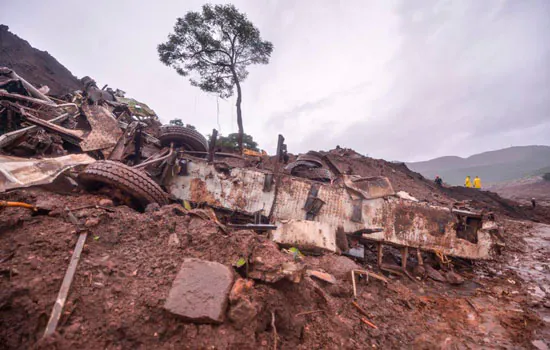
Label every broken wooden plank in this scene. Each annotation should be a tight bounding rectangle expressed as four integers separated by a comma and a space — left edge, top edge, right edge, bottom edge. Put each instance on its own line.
22, 112, 84, 142
43, 231, 87, 337
360, 317, 378, 329
353, 269, 389, 284
307, 270, 337, 284
44, 210, 87, 337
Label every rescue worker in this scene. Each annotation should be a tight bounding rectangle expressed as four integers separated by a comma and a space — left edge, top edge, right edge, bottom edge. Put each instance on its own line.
465, 176, 472, 188
473, 176, 482, 189
434, 175, 443, 186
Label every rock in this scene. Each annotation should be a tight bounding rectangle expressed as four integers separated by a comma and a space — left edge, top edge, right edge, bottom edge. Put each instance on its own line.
445, 271, 465, 285
532, 340, 549, 350
281, 262, 305, 283
318, 255, 360, 279
168, 233, 180, 246
35, 198, 57, 212
413, 265, 426, 278
248, 241, 305, 283
228, 299, 258, 330
164, 258, 234, 324
98, 198, 114, 207
229, 278, 254, 303
327, 284, 352, 297
424, 264, 446, 282
145, 203, 160, 212
84, 217, 100, 228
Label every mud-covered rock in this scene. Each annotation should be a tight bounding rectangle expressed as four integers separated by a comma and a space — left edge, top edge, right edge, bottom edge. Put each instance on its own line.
445, 271, 465, 285
145, 203, 160, 212
246, 240, 305, 283
85, 217, 100, 228
98, 198, 114, 207
413, 265, 426, 278
168, 233, 180, 246
229, 278, 254, 303
228, 298, 258, 330
164, 258, 234, 323
424, 264, 446, 282
318, 255, 360, 279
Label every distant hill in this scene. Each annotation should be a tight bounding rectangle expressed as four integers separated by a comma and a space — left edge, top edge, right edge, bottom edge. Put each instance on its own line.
407, 145, 550, 185
486, 175, 550, 205
0, 24, 81, 95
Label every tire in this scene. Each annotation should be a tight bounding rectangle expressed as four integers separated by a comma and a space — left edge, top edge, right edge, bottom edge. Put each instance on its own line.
284, 160, 319, 172
79, 160, 169, 208
296, 154, 324, 167
158, 125, 208, 152
292, 167, 333, 181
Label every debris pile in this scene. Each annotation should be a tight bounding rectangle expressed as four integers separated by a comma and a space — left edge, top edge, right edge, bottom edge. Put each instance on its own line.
1, 68, 549, 349
1, 189, 548, 349
0, 67, 209, 208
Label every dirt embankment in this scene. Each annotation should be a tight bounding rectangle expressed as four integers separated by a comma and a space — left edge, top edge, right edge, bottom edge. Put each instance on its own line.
0, 25, 81, 96
487, 176, 550, 204
1, 188, 548, 349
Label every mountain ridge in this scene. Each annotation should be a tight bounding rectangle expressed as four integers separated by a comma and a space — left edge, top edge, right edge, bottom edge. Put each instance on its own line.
407, 145, 550, 185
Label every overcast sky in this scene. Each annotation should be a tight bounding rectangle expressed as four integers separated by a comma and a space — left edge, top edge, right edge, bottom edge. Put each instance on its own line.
1, 0, 549, 161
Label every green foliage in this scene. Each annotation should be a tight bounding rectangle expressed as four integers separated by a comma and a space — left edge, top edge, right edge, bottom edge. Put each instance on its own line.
158, 4, 273, 98
169, 119, 196, 130
213, 133, 259, 151
543, 173, 550, 181
169, 118, 183, 126
235, 257, 246, 268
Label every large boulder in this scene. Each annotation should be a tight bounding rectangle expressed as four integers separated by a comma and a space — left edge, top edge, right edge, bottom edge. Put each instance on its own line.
164, 258, 234, 323
318, 255, 360, 280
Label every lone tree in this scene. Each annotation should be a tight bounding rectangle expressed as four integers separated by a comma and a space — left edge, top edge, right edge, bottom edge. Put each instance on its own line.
215, 133, 259, 152
158, 4, 273, 151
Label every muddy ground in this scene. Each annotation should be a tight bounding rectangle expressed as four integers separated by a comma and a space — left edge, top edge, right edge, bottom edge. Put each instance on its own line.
1, 187, 549, 349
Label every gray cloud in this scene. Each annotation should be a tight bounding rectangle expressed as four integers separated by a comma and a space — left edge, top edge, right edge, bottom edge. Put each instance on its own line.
294, 0, 550, 161
1, 0, 548, 161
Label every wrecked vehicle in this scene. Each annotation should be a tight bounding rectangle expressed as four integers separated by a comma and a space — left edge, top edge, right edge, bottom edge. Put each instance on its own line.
164, 150, 502, 262
1, 67, 501, 266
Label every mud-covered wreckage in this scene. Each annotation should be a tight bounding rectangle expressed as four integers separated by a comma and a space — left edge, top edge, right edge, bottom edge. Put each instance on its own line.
166, 152, 500, 262
0, 67, 500, 267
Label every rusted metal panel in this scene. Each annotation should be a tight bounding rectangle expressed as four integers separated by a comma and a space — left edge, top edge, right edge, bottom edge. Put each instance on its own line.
0, 154, 96, 192
272, 176, 361, 230
166, 161, 275, 214
80, 104, 122, 157
360, 200, 495, 260
272, 220, 337, 253
343, 175, 395, 199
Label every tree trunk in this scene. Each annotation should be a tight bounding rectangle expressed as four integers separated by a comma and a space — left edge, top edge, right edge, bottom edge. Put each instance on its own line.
232, 69, 244, 153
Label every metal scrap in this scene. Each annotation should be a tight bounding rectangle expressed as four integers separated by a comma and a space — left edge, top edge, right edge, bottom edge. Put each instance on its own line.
0, 154, 95, 192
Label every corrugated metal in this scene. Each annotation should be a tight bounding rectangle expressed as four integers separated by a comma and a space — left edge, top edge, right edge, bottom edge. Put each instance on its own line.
0, 154, 96, 192
167, 161, 275, 214
272, 176, 364, 231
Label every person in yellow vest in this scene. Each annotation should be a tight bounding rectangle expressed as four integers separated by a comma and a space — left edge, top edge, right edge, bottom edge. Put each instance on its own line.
464, 176, 472, 188
473, 176, 481, 189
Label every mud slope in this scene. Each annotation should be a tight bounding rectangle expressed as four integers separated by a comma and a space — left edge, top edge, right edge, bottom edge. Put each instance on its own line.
1, 188, 548, 349
0, 25, 81, 95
